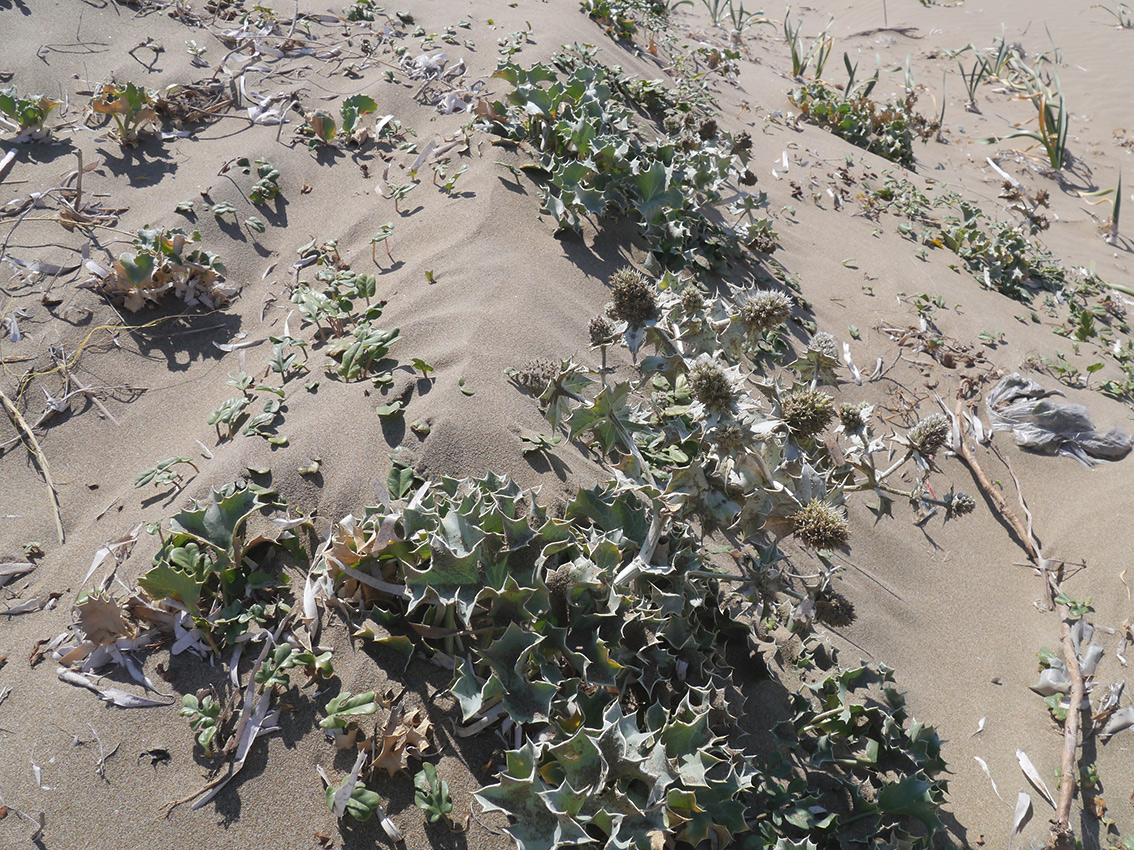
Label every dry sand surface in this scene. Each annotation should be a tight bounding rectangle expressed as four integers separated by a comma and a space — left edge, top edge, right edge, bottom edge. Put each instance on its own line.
1, 0, 1133, 848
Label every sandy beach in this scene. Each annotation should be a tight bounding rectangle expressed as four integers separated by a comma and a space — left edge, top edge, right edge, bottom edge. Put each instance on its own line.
2, 0, 1133, 848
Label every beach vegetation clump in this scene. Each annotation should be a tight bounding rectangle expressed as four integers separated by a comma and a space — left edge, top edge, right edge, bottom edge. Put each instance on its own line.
0, 89, 62, 141
790, 80, 937, 167
482, 48, 761, 271
95, 227, 232, 313
90, 82, 158, 144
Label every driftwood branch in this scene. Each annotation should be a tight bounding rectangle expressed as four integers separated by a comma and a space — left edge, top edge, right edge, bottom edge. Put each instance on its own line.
951, 400, 1083, 846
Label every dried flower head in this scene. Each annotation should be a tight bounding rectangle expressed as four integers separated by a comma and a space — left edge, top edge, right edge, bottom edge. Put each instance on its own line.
792, 499, 850, 550
908, 413, 950, 456
689, 356, 738, 413
736, 289, 792, 333
948, 492, 976, 518
748, 229, 777, 254
739, 168, 758, 186
838, 402, 870, 432
731, 131, 753, 157
680, 285, 706, 313
781, 389, 834, 440
588, 315, 616, 347
808, 331, 838, 360
511, 358, 559, 396
663, 114, 684, 136
814, 588, 856, 627
698, 117, 718, 140
608, 267, 657, 326
709, 418, 748, 455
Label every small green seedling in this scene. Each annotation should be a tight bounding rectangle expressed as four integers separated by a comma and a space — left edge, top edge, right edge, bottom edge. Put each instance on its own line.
135, 456, 200, 489
237, 158, 282, 204
389, 181, 416, 212
319, 690, 378, 733
90, 82, 157, 144
413, 763, 454, 825
326, 776, 382, 821
371, 223, 395, 264
341, 94, 377, 137
0, 89, 62, 141
180, 692, 221, 753
519, 432, 562, 455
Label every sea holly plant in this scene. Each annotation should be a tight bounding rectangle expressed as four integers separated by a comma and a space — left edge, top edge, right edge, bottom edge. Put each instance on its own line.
90, 82, 158, 145
481, 48, 762, 271
306, 459, 949, 848
0, 88, 62, 142
135, 481, 296, 654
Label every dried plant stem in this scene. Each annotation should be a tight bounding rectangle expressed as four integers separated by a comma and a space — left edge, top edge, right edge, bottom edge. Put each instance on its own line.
0, 386, 64, 543
1051, 595, 1085, 848
953, 401, 1082, 843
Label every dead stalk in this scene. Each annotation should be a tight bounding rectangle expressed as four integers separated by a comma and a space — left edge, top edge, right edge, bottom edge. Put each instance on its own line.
952, 400, 1083, 844
0, 386, 64, 543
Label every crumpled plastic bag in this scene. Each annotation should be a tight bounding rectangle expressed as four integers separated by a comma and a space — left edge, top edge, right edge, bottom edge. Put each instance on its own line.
986, 373, 1132, 466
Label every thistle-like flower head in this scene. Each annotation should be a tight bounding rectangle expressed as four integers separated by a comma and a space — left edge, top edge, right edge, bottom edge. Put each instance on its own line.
588, 315, 616, 348
607, 266, 657, 326
792, 499, 850, 550
907, 413, 950, 457
808, 331, 838, 360
688, 354, 741, 415
781, 388, 834, 440
736, 289, 792, 333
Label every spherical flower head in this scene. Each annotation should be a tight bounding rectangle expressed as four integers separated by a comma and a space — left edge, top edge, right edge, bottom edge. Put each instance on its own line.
698, 117, 718, 140
908, 413, 950, 456
680, 285, 706, 314
512, 358, 559, 396
948, 492, 976, 518
808, 331, 838, 360
838, 402, 870, 433
608, 267, 657, 326
731, 131, 753, 157
781, 388, 834, 440
588, 315, 616, 347
663, 114, 684, 136
688, 355, 738, 413
792, 499, 850, 550
737, 289, 792, 333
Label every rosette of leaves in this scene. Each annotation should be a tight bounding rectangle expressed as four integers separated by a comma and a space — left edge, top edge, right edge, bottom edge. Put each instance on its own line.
136, 481, 295, 652
181, 692, 222, 753
90, 82, 157, 145
0, 88, 62, 141
98, 227, 232, 313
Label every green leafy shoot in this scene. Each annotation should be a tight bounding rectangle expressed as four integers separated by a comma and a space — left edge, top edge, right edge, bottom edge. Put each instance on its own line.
180, 693, 221, 754
135, 456, 199, 489
237, 157, 282, 204
413, 763, 454, 825
0, 89, 62, 140
90, 82, 157, 144
341, 94, 378, 136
